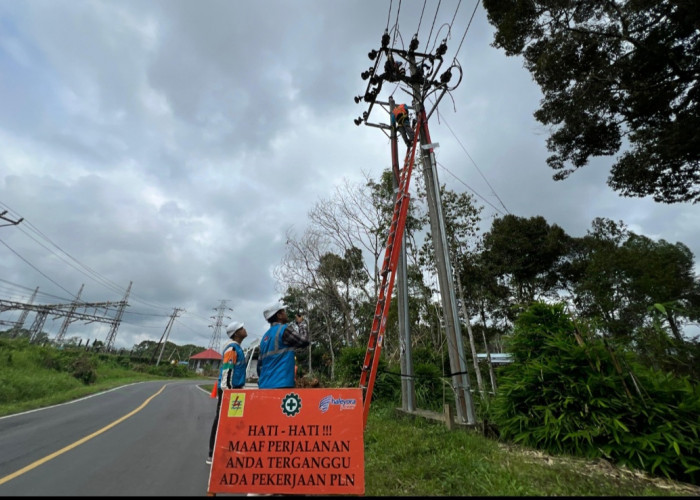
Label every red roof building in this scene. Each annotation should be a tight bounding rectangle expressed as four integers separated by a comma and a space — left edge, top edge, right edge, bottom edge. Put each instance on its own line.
189, 348, 222, 373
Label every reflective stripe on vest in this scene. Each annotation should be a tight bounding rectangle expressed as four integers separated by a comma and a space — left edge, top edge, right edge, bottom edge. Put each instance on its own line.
258, 324, 296, 388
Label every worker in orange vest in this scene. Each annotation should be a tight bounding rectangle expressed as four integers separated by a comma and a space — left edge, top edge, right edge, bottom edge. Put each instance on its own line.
391, 103, 415, 148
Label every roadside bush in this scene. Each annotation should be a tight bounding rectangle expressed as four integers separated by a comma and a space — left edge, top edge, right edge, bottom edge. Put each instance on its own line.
335, 347, 366, 387
490, 301, 700, 485
372, 362, 401, 403
413, 362, 447, 411
144, 362, 193, 378
335, 346, 399, 403
71, 355, 98, 385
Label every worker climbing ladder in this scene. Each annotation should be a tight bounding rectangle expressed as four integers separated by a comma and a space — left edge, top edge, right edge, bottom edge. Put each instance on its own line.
360, 111, 423, 428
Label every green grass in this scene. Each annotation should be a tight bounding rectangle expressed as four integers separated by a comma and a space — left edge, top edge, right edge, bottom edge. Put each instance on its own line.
362, 403, 700, 496
0, 371, 166, 417
0, 337, 209, 417
2, 339, 699, 496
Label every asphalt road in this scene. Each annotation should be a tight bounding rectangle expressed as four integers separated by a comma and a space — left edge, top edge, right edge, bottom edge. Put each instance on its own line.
0, 379, 220, 496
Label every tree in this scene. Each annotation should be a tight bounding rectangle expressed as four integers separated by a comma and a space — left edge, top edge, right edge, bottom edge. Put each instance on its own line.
483, 0, 700, 203
621, 233, 700, 342
481, 214, 571, 309
307, 171, 394, 302
566, 217, 700, 343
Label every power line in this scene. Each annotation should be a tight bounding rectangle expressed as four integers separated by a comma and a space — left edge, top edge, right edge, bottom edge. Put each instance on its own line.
452, 0, 481, 62
0, 237, 78, 298
0, 201, 174, 312
435, 161, 507, 216
385, 0, 393, 31
423, 0, 442, 53
448, 0, 462, 36
437, 113, 510, 215
416, 0, 428, 33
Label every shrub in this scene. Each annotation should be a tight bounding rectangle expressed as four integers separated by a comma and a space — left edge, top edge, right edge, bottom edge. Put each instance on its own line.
490, 301, 700, 485
413, 362, 448, 411
371, 362, 401, 404
335, 347, 366, 387
71, 355, 98, 385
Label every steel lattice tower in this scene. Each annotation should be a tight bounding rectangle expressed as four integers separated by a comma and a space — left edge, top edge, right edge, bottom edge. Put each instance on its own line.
208, 300, 231, 351
104, 281, 132, 351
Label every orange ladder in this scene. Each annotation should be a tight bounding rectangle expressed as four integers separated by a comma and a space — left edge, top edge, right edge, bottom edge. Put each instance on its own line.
360, 111, 423, 428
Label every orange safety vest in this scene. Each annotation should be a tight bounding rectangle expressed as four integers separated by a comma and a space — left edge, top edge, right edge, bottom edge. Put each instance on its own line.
392, 104, 408, 125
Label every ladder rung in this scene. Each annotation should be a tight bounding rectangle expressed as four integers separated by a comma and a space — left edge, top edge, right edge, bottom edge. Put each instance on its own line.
360, 115, 418, 425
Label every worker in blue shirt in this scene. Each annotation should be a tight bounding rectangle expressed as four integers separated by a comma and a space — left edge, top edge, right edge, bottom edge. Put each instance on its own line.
257, 302, 309, 389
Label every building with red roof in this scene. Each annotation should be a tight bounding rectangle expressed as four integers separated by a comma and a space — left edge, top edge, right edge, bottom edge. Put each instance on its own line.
189, 348, 222, 374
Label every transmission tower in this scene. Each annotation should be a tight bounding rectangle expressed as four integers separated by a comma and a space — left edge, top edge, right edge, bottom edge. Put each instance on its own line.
55, 284, 85, 344
208, 300, 232, 351
104, 281, 132, 351
10, 286, 38, 336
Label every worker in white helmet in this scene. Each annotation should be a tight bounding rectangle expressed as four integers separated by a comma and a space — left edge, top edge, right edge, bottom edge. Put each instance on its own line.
207, 321, 247, 465
257, 302, 309, 389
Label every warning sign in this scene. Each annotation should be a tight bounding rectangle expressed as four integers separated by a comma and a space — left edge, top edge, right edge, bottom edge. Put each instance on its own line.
206, 388, 364, 496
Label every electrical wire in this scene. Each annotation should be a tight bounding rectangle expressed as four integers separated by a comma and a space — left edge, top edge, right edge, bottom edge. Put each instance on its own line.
385, 0, 394, 31
0, 237, 78, 298
391, 0, 402, 48
448, 0, 462, 38
416, 0, 427, 33
0, 202, 175, 312
423, 0, 442, 53
452, 0, 481, 63
438, 114, 511, 215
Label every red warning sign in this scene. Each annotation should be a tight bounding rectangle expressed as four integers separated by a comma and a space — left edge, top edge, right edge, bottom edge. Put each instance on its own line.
206, 388, 364, 496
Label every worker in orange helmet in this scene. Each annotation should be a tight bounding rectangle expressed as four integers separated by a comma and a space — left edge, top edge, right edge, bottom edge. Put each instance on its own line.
391, 103, 415, 148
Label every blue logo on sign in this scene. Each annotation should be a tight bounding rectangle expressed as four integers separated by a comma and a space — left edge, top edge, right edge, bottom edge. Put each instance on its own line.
319, 394, 357, 413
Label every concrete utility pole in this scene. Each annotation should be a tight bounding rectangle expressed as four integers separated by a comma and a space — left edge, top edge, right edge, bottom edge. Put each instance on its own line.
156, 307, 183, 366
208, 300, 232, 351
354, 31, 475, 424
408, 51, 476, 424
389, 96, 416, 412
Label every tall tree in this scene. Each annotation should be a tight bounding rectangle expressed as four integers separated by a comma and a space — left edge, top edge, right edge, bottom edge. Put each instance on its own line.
481, 214, 571, 310
483, 0, 700, 203
567, 217, 700, 343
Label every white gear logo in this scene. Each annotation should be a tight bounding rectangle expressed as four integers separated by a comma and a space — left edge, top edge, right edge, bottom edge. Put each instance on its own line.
281, 393, 302, 417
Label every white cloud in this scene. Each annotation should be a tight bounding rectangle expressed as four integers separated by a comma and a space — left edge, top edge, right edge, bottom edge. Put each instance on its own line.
1, 0, 698, 351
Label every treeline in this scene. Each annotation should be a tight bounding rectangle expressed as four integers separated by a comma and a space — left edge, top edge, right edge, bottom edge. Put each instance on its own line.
272, 169, 700, 485
275, 169, 700, 386
0, 329, 207, 368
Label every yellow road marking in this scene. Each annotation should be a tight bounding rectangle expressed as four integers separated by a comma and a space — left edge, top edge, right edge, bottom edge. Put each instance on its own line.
0, 384, 167, 486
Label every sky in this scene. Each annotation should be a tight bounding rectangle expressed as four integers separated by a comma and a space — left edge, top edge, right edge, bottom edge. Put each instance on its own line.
1, 0, 698, 354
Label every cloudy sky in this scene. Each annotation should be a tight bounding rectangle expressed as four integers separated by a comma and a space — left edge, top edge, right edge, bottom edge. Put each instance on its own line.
1, 0, 698, 353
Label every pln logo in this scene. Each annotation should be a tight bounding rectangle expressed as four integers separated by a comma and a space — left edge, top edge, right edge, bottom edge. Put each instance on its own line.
227, 393, 246, 417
